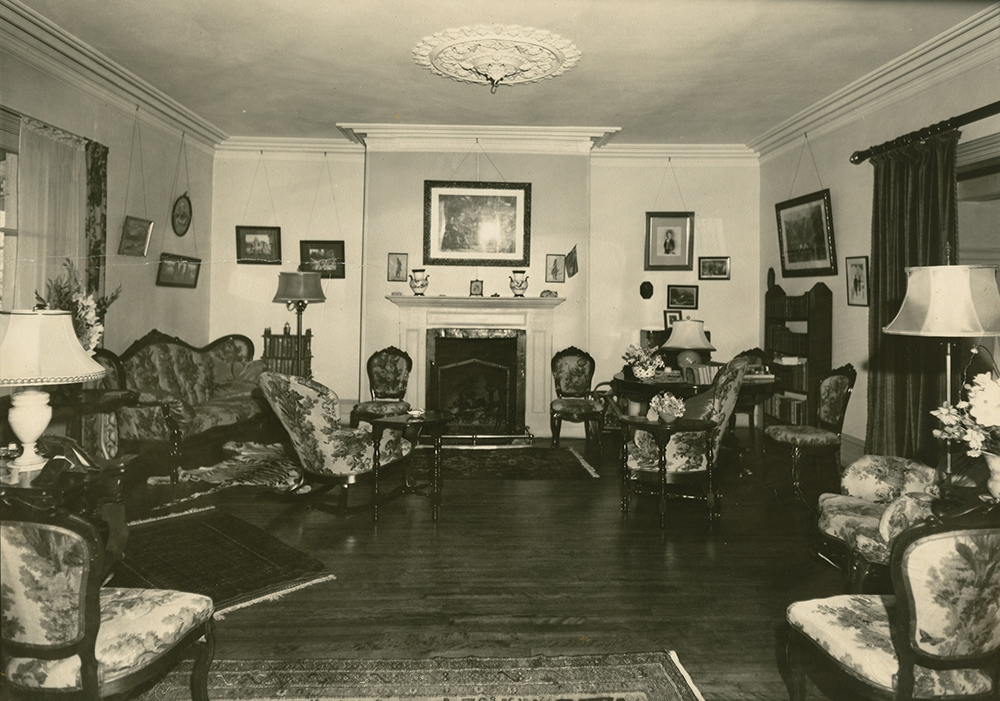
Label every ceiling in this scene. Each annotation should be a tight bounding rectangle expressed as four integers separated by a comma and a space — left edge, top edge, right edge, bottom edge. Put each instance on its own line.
16, 0, 995, 145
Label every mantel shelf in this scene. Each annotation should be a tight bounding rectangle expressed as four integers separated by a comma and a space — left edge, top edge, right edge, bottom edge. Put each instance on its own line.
385, 295, 565, 309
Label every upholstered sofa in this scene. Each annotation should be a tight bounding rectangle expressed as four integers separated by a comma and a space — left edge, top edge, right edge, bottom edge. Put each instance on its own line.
94, 330, 269, 453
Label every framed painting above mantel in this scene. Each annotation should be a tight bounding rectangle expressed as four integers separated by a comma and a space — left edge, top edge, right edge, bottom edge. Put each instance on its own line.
423, 180, 531, 266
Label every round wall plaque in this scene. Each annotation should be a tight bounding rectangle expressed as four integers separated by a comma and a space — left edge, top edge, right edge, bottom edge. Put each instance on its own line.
171, 193, 192, 236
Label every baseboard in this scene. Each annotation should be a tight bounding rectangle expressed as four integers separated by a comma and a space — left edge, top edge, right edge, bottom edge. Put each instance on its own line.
841, 433, 865, 468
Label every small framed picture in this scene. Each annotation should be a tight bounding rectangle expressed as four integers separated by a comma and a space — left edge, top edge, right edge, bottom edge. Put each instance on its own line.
698, 256, 731, 280
667, 284, 699, 310
775, 189, 837, 277
299, 240, 345, 279
387, 252, 408, 282
155, 253, 201, 289
470, 279, 484, 297
845, 255, 870, 307
545, 254, 566, 283
664, 310, 681, 328
236, 226, 281, 265
645, 212, 694, 271
119, 216, 154, 257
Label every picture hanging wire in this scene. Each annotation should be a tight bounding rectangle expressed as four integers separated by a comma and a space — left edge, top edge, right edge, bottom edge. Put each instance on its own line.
123, 105, 149, 221
305, 152, 344, 240
449, 138, 507, 182
787, 132, 823, 199
241, 149, 279, 225
164, 131, 198, 256
651, 157, 687, 210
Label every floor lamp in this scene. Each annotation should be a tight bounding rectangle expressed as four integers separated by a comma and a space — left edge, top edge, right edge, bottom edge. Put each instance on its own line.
0, 310, 106, 484
883, 265, 1000, 482
273, 272, 325, 378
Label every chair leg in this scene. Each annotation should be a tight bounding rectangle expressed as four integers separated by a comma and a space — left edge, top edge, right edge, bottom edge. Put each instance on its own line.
551, 415, 562, 449
190, 617, 216, 701
784, 628, 808, 701
791, 447, 807, 504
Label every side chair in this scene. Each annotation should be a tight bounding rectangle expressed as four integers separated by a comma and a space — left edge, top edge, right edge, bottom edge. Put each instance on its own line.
0, 494, 216, 701
765, 363, 857, 504
785, 507, 1000, 700
350, 345, 413, 428
550, 346, 606, 454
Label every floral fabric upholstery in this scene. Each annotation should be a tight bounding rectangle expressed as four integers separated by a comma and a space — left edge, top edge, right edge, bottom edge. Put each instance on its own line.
2, 521, 213, 691
816, 493, 885, 545
552, 349, 595, 398
852, 493, 936, 566
788, 594, 993, 697
353, 399, 411, 418
258, 372, 411, 477
764, 424, 840, 447
113, 336, 265, 443
551, 397, 604, 415
627, 357, 748, 474
367, 347, 411, 399
817, 373, 853, 426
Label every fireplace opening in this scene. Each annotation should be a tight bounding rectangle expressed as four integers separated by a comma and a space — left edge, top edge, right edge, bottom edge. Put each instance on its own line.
426, 329, 526, 436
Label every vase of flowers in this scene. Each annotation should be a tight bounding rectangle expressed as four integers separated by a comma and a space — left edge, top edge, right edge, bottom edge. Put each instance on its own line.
35, 258, 122, 353
622, 344, 664, 381
648, 391, 686, 423
931, 372, 1000, 501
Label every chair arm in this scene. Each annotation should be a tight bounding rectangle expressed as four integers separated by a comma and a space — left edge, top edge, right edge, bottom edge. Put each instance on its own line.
840, 454, 929, 503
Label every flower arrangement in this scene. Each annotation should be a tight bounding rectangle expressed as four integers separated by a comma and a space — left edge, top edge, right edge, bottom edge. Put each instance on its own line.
649, 391, 686, 422
931, 373, 1000, 457
35, 258, 122, 352
622, 344, 665, 378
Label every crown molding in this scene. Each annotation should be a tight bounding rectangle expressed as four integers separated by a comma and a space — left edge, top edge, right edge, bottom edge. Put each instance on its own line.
750, 5, 999, 161
216, 137, 364, 161
337, 123, 621, 154
0, 0, 226, 149
592, 143, 758, 166
958, 133, 1000, 167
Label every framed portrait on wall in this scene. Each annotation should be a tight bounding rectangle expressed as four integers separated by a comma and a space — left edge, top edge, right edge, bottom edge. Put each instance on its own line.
845, 255, 870, 306
423, 180, 531, 266
775, 189, 837, 277
545, 254, 566, 283
645, 212, 694, 271
387, 252, 408, 282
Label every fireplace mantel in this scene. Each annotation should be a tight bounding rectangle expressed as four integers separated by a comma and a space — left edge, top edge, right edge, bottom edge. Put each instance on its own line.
386, 295, 564, 310
386, 295, 564, 437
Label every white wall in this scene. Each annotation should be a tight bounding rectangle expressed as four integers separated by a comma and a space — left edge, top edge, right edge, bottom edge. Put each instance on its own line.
590, 154, 761, 382
0, 49, 215, 351
210, 148, 365, 397
758, 59, 1000, 451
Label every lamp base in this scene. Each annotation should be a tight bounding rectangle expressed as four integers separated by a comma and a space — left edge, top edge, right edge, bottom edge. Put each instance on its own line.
7, 387, 53, 471
676, 350, 703, 368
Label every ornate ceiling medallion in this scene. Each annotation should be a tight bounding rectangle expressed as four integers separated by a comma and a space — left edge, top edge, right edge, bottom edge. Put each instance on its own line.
413, 25, 581, 94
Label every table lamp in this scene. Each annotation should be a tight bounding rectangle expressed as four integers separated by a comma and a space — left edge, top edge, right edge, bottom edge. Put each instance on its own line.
662, 318, 716, 367
273, 272, 325, 376
0, 310, 106, 481
883, 265, 1000, 479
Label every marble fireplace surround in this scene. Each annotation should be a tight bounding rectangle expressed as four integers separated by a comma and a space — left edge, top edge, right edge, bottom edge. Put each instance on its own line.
385, 296, 565, 437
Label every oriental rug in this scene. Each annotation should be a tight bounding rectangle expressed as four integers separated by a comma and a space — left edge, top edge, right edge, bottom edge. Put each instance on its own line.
108, 508, 335, 616
137, 652, 704, 701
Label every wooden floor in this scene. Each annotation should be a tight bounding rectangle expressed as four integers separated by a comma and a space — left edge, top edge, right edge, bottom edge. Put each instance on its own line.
121, 428, 858, 701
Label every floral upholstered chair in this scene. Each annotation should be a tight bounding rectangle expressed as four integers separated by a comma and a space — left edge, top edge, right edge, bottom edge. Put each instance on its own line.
624, 356, 749, 520
0, 496, 215, 700
765, 363, 857, 503
786, 512, 1000, 700
259, 372, 412, 513
550, 346, 606, 454
350, 346, 413, 428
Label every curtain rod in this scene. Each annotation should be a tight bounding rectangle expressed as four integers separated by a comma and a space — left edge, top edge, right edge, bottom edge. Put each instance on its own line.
850, 100, 1000, 165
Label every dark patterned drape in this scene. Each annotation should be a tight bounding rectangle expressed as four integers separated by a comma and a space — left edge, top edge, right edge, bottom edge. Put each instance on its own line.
84, 140, 108, 297
865, 130, 959, 463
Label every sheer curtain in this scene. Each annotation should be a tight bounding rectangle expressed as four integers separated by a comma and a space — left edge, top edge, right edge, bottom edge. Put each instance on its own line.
14, 117, 87, 309
865, 130, 960, 463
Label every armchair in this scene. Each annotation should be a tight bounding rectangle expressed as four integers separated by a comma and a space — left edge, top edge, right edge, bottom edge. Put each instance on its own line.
0, 494, 215, 700
786, 509, 1000, 700
258, 372, 412, 514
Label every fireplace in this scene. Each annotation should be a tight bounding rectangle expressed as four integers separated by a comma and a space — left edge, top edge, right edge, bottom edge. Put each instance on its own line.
426, 329, 526, 435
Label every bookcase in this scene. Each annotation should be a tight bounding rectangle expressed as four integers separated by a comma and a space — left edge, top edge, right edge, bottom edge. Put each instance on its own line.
763, 272, 832, 427
262, 326, 313, 378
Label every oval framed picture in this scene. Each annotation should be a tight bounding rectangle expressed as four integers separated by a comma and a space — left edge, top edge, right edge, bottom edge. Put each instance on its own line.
171, 193, 192, 237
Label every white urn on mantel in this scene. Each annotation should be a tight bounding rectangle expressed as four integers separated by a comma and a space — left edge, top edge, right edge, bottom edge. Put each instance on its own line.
409, 269, 429, 296
509, 270, 529, 297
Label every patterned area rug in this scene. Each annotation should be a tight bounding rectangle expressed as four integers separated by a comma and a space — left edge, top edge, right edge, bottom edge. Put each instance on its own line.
108, 508, 335, 616
138, 652, 703, 701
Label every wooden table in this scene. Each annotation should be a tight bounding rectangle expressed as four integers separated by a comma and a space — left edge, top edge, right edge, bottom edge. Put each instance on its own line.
619, 415, 717, 528
370, 411, 454, 522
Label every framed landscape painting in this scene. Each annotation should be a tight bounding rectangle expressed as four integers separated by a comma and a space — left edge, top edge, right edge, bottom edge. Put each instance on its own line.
236, 226, 281, 265
119, 216, 154, 257
423, 180, 531, 266
155, 253, 201, 289
666, 284, 699, 310
645, 212, 694, 271
775, 189, 837, 277
299, 240, 345, 279
699, 256, 731, 280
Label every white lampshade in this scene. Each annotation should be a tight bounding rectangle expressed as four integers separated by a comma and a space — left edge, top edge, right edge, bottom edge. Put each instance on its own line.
273, 272, 326, 304
662, 319, 716, 351
0, 310, 106, 386
884, 265, 1000, 338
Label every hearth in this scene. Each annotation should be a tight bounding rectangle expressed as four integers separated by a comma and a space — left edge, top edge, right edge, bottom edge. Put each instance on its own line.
426, 329, 526, 435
